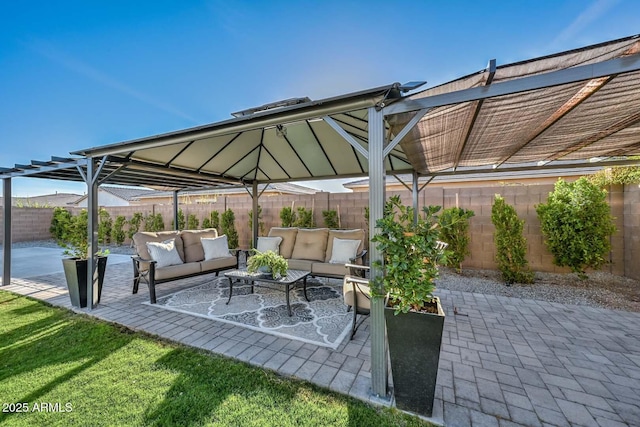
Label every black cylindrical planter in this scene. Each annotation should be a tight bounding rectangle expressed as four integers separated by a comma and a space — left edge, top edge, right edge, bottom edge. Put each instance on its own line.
62, 256, 107, 308
385, 299, 444, 417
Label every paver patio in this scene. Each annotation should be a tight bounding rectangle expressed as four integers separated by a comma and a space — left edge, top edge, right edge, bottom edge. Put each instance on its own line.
3, 253, 640, 426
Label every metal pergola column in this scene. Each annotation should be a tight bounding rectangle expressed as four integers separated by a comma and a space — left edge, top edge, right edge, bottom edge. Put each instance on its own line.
2, 178, 11, 286
86, 158, 100, 309
173, 190, 180, 230
368, 106, 388, 398
251, 181, 259, 249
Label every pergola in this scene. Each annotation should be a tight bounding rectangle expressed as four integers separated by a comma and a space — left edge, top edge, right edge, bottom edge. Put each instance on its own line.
2, 34, 639, 400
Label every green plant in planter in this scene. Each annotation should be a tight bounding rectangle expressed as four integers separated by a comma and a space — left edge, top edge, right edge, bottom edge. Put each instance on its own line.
370, 195, 443, 314
247, 250, 288, 279
59, 210, 110, 259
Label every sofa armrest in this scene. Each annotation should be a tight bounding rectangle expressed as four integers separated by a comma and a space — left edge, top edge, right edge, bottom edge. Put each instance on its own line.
345, 263, 369, 278
349, 249, 368, 265
132, 255, 157, 266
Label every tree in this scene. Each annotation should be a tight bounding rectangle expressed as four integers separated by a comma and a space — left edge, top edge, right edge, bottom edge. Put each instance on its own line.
491, 195, 534, 284
112, 215, 127, 246
221, 209, 239, 249
293, 207, 313, 228
127, 212, 143, 243
98, 208, 113, 245
438, 207, 475, 272
536, 177, 616, 278
280, 206, 295, 227
50, 207, 72, 242
187, 213, 199, 230
248, 205, 265, 238
322, 209, 339, 229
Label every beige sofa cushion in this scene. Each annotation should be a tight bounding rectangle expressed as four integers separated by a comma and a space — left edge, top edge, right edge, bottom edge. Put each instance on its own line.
154, 262, 201, 281
291, 228, 329, 262
134, 231, 183, 262
181, 229, 219, 263
268, 227, 298, 259
287, 259, 314, 271
311, 262, 349, 277
324, 229, 365, 262
200, 256, 237, 272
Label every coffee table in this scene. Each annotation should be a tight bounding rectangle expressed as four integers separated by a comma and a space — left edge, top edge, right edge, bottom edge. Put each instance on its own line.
224, 269, 311, 316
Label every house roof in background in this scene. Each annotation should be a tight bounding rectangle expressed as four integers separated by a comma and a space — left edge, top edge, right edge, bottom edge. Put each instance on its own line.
1, 193, 82, 207
71, 185, 156, 204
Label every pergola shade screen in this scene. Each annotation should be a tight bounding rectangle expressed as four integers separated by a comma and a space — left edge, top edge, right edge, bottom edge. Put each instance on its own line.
393, 35, 640, 174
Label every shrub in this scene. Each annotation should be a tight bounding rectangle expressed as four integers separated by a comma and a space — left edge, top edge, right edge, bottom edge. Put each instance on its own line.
587, 165, 640, 187
98, 208, 112, 245
280, 206, 295, 227
438, 207, 475, 272
536, 177, 616, 278
187, 213, 199, 230
221, 209, 239, 249
293, 207, 313, 228
112, 215, 127, 246
211, 211, 220, 231
127, 212, 143, 242
144, 213, 164, 232
171, 209, 186, 230
491, 195, 534, 284
50, 207, 72, 242
248, 205, 265, 238
322, 209, 339, 229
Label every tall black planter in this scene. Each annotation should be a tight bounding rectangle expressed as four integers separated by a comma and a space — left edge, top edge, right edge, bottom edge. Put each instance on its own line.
62, 257, 107, 308
385, 298, 445, 417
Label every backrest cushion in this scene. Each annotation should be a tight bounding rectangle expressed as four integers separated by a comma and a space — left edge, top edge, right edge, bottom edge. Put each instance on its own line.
146, 239, 184, 268
268, 228, 298, 259
291, 228, 329, 262
256, 236, 283, 254
329, 238, 362, 264
134, 231, 183, 262
324, 229, 365, 262
201, 235, 231, 260
180, 228, 219, 263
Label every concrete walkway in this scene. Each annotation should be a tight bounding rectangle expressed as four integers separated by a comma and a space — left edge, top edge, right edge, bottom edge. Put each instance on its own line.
2, 247, 639, 426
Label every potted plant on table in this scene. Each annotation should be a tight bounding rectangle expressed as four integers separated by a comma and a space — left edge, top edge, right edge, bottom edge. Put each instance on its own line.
54, 209, 109, 308
247, 250, 288, 279
371, 195, 446, 417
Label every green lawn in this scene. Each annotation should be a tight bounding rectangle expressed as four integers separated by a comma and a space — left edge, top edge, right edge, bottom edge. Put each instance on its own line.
0, 291, 433, 426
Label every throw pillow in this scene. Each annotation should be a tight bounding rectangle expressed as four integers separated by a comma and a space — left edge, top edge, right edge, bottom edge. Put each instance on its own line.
329, 238, 361, 264
256, 236, 283, 254
146, 239, 184, 268
201, 235, 231, 260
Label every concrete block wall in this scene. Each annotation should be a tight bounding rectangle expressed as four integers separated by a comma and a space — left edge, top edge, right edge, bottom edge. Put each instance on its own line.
0, 183, 634, 279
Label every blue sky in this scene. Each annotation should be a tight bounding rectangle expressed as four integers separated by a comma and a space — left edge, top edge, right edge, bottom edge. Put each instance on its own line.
1, 0, 638, 196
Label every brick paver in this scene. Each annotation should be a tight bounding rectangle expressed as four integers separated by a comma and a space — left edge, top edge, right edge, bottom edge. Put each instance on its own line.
4, 261, 640, 426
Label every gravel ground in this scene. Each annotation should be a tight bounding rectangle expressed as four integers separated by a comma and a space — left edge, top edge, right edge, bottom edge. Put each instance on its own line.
8, 240, 640, 313
437, 267, 640, 313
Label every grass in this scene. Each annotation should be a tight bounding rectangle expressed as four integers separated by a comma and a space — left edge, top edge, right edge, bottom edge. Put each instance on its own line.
0, 291, 433, 426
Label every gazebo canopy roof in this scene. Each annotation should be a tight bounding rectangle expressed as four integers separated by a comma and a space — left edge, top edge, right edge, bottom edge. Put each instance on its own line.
1, 34, 639, 190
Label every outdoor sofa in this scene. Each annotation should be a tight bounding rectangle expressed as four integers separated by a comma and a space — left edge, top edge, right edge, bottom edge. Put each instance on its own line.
132, 229, 238, 303
262, 227, 367, 279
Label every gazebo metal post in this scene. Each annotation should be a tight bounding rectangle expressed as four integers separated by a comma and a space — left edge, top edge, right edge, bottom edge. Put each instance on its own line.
86, 158, 100, 309
412, 170, 419, 225
251, 180, 259, 249
2, 178, 11, 286
173, 190, 179, 230
368, 106, 388, 398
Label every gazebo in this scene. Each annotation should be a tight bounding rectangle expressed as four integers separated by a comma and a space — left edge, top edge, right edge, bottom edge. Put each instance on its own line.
2, 34, 639, 400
